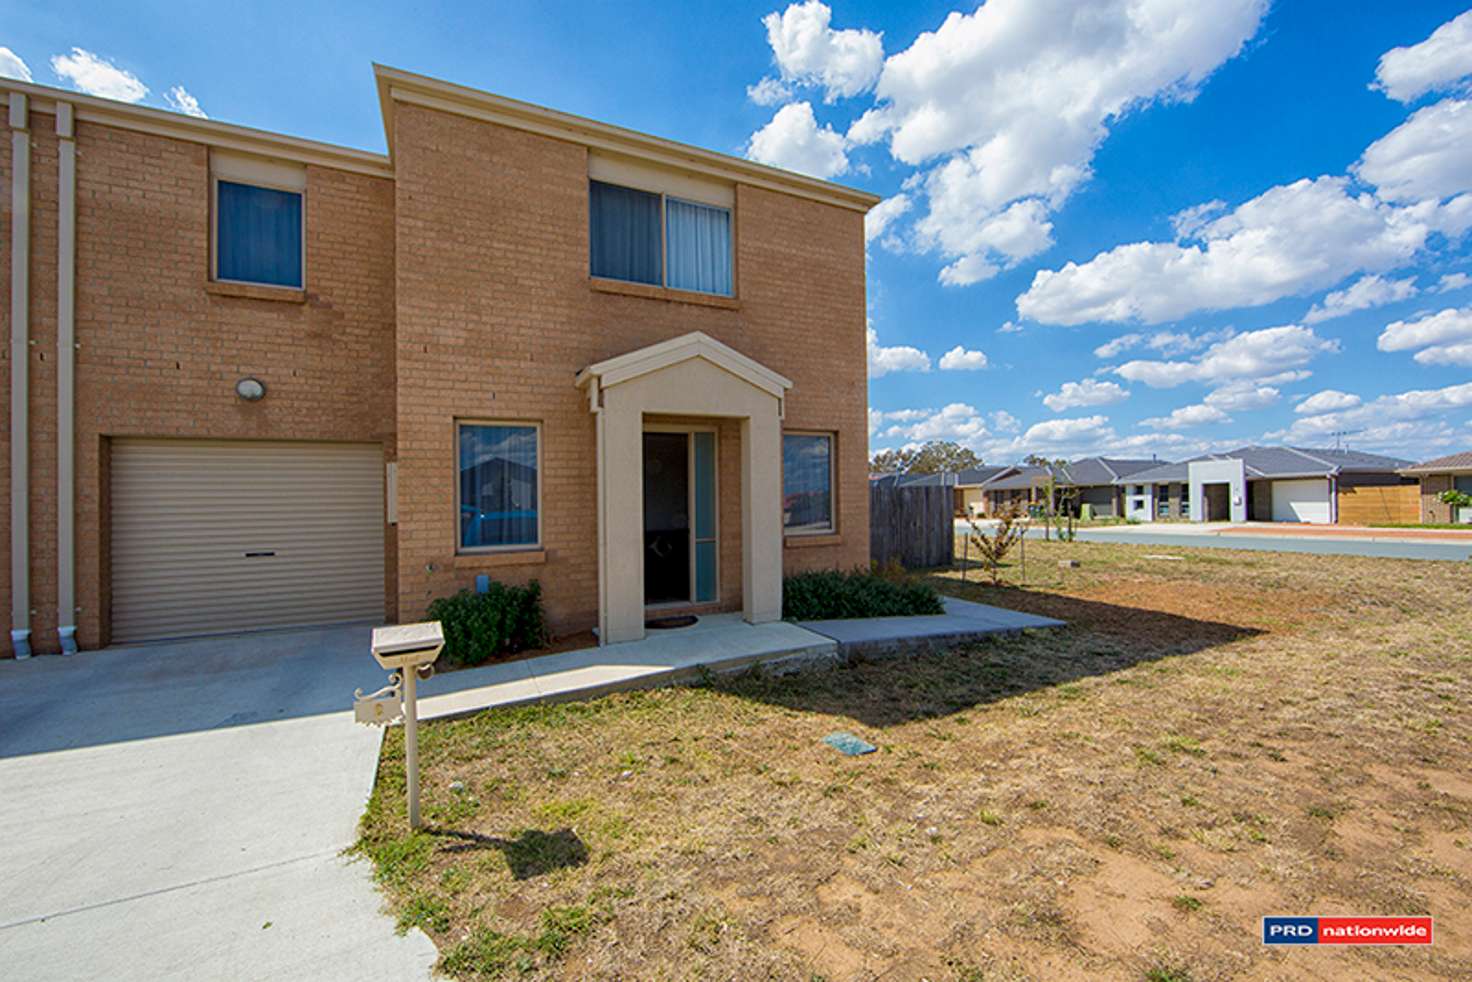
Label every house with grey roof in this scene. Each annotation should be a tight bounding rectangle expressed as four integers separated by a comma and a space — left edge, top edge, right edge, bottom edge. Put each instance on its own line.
1401, 451, 1472, 524
1115, 446, 1413, 524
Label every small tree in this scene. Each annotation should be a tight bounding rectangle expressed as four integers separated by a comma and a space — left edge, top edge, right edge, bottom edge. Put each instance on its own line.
965, 508, 1026, 585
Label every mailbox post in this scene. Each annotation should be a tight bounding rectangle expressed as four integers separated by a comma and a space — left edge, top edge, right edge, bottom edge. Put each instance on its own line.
364, 621, 444, 830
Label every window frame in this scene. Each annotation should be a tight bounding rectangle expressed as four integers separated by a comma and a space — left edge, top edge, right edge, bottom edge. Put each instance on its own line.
588, 179, 735, 298
782, 430, 837, 537
454, 419, 544, 555
210, 174, 307, 290
1156, 484, 1170, 518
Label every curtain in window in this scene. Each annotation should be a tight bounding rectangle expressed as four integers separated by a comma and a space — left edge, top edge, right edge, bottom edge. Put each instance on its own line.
459, 425, 539, 549
665, 198, 732, 295
783, 434, 833, 532
217, 181, 303, 288
590, 181, 662, 285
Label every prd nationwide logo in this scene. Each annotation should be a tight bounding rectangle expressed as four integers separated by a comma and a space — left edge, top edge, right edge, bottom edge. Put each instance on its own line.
1263, 916, 1433, 945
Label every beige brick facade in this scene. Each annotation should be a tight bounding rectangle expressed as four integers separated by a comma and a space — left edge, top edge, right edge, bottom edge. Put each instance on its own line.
0, 70, 871, 654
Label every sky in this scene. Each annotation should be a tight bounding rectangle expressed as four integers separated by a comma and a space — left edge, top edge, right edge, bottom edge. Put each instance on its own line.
3, 1, 1472, 466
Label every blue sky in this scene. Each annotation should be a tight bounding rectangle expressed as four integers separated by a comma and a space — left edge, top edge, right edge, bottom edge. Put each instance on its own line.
4, 1, 1471, 465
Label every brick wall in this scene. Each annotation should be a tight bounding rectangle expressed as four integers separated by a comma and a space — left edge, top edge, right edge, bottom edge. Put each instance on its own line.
1, 109, 396, 654
393, 104, 869, 635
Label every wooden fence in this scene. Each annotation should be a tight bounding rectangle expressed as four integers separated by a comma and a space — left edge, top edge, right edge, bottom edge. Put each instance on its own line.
870, 481, 955, 569
1336, 483, 1419, 525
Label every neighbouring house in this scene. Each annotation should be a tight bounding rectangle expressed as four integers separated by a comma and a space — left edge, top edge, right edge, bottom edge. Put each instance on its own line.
0, 67, 877, 656
1115, 446, 1414, 525
1400, 451, 1472, 524
1056, 457, 1160, 519
975, 465, 1053, 516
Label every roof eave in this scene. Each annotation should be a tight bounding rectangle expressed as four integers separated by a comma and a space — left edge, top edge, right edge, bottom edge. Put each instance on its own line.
0, 76, 393, 178
372, 64, 881, 213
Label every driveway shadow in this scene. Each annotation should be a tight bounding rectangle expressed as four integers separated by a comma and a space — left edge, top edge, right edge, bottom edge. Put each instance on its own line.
716, 586, 1261, 729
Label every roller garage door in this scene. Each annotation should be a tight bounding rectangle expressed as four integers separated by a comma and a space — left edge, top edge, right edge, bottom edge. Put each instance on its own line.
1270, 478, 1332, 524
111, 440, 386, 643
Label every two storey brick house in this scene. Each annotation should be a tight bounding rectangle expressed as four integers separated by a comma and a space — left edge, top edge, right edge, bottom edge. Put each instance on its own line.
0, 65, 876, 656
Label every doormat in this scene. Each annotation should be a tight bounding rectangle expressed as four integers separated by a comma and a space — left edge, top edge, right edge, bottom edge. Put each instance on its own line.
646, 614, 699, 630
823, 732, 877, 756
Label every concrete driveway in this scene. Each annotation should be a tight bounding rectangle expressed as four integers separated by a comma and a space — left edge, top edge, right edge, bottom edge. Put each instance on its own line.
0, 625, 438, 982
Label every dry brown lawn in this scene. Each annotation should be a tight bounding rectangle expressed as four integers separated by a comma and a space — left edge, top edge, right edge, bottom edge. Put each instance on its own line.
356, 540, 1471, 981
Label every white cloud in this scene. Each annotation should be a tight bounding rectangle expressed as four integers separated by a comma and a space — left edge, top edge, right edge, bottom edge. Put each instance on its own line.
1304, 274, 1419, 323
1437, 271, 1471, 292
164, 85, 206, 118
1170, 199, 1226, 239
866, 326, 931, 378
763, 1, 884, 102
1373, 10, 1472, 103
990, 409, 1021, 433
1141, 403, 1231, 430
1295, 389, 1362, 415
881, 401, 991, 447
0, 47, 32, 82
1094, 333, 1144, 359
1011, 415, 1117, 455
1019, 177, 1432, 325
1204, 380, 1279, 411
995, 320, 1024, 334
1116, 324, 1337, 388
1412, 341, 1472, 366
747, 76, 793, 106
1378, 305, 1472, 355
746, 101, 848, 178
1271, 380, 1472, 451
1042, 378, 1128, 411
845, 0, 1266, 287
926, 198, 1053, 285
937, 254, 1000, 287
1356, 98, 1472, 204
864, 193, 911, 245
938, 345, 988, 371
50, 48, 147, 103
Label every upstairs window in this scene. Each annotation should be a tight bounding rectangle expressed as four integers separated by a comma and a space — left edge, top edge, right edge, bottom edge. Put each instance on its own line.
211, 151, 305, 289
589, 179, 733, 296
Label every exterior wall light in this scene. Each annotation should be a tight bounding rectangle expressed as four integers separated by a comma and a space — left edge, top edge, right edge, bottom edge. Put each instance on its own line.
235, 377, 266, 401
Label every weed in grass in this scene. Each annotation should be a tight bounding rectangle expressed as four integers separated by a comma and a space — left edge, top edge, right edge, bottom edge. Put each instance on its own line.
1179, 794, 1200, 807
1163, 735, 1205, 756
1171, 895, 1203, 913
397, 892, 451, 934
978, 808, 1004, 826
533, 904, 596, 957
1145, 964, 1195, 982
1027, 800, 1049, 811
1135, 747, 1165, 767
440, 926, 533, 978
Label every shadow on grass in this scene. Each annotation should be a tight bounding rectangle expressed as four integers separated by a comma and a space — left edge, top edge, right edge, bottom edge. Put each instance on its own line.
719, 582, 1262, 729
427, 826, 589, 879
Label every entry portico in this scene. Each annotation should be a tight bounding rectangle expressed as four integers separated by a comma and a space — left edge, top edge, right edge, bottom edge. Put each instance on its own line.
576, 332, 792, 644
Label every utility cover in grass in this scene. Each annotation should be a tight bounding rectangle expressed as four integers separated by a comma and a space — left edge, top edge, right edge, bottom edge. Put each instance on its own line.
823, 732, 877, 756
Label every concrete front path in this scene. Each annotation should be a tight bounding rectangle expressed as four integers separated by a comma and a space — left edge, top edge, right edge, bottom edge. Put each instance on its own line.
0, 625, 438, 982
419, 601, 1062, 722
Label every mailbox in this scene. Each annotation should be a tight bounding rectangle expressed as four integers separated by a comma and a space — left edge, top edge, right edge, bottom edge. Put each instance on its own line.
371, 621, 444, 670
361, 620, 444, 830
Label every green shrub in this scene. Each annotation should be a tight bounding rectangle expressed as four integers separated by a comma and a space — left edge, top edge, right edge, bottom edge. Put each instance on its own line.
426, 580, 549, 667
782, 567, 944, 621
